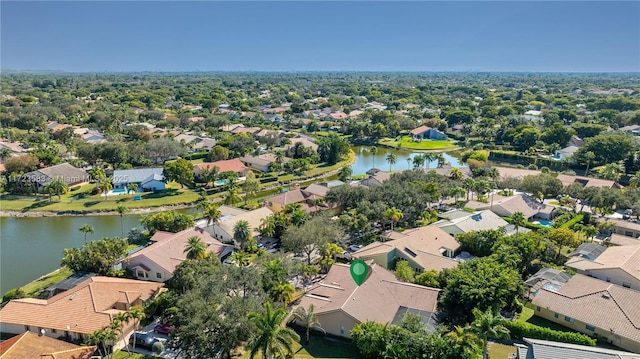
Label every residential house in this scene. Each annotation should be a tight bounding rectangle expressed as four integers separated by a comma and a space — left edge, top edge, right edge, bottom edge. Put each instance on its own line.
19, 163, 89, 193
219, 124, 245, 133
0, 139, 27, 156
0, 331, 97, 359
240, 153, 290, 172
565, 243, 640, 291
126, 227, 233, 282
285, 137, 318, 152
325, 112, 349, 121
73, 128, 106, 144
409, 126, 447, 141
264, 187, 325, 213
231, 126, 262, 136
609, 233, 640, 247
528, 272, 640, 353
568, 135, 585, 147
205, 206, 273, 245
620, 125, 640, 137
354, 225, 461, 273
175, 134, 217, 152
554, 145, 579, 160
424, 164, 472, 179
360, 168, 392, 187
434, 209, 527, 237
193, 159, 250, 179
295, 262, 441, 339
112, 167, 165, 192
365, 101, 387, 111
598, 218, 640, 239
557, 174, 621, 189
46, 121, 72, 132
466, 194, 555, 221
515, 337, 640, 359
0, 277, 162, 343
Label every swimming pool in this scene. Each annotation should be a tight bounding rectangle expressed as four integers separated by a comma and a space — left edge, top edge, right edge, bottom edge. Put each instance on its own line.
533, 220, 552, 227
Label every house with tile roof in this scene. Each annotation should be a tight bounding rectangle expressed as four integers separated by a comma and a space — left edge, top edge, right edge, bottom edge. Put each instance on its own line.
0, 277, 162, 343
125, 227, 233, 282
565, 244, 640, 291
205, 207, 273, 245
360, 168, 391, 187
295, 262, 441, 339
354, 225, 460, 273
193, 159, 250, 179
434, 209, 517, 236
0, 331, 96, 359
264, 183, 335, 213
515, 337, 640, 359
528, 273, 640, 353
240, 153, 290, 172
597, 218, 640, 239
409, 126, 447, 141
112, 167, 165, 192
18, 163, 89, 193
466, 194, 554, 221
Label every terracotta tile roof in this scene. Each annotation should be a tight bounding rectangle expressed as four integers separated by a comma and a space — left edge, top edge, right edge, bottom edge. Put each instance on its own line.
286, 138, 318, 151
217, 207, 273, 239
265, 188, 318, 207
195, 159, 248, 174
409, 125, 432, 135
127, 227, 234, 272
531, 274, 640, 344
303, 184, 330, 198
0, 332, 96, 359
298, 263, 440, 325
0, 277, 162, 335
565, 244, 640, 282
355, 225, 460, 272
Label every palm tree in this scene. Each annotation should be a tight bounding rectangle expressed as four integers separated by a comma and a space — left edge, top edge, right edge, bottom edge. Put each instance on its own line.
224, 186, 242, 206
463, 177, 476, 201
127, 182, 138, 195
338, 165, 352, 182
412, 154, 424, 168
284, 202, 303, 214
584, 151, 595, 176
584, 225, 599, 242
406, 157, 412, 169
449, 167, 463, 180
233, 220, 251, 250
424, 152, 437, 169
384, 207, 403, 231
100, 178, 113, 201
271, 282, 295, 306
630, 170, 640, 188
184, 235, 207, 260
0, 148, 11, 161
246, 302, 300, 359
45, 178, 69, 200
290, 209, 307, 226
512, 211, 526, 239
369, 146, 378, 168
113, 311, 132, 356
450, 186, 466, 205
229, 250, 251, 267
127, 305, 145, 357
78, 224, 94, 245
385, 153, 397, 172
292, 304, 325, 344
204, 203, 222, 227
445, 326, 480, 359
116, 205, 128, 237
469, 308, 510, 359
435, 153, 446, 168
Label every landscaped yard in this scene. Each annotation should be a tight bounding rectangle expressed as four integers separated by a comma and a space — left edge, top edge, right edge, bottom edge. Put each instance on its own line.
112, 351, 159, 359
236, 336, 360, 359
517, 306, 575, 333
378, 136, 456, 150
17, 267, 73, 297
487, 342, 516, 359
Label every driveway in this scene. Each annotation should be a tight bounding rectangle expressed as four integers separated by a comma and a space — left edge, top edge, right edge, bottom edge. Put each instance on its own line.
128, 317, 179, 359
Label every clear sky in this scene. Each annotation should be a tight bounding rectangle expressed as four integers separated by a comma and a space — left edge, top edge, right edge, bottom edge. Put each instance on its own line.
2, 1, 639, 72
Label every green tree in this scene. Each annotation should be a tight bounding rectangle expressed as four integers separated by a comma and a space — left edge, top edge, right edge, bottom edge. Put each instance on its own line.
163, 158, 194, 189
242, 171, 260, 205
317, 132, 349, 165
224, 186, 242, 206
233, 220, 252, 250
78, 224, 94, 245
385, 153, 397, 172
62, 237, 128, 276
338, 165, 353, 182
384, 206, 403, 231
43, 178, 69, 201
394, 260, 415, 282
115, 205, 129, 237
547, 227, 580, 259
512, 211, 526, 239
203, 203, 222, 227
246, 302, 300, 359
469, 308, 510, 359
99, 178, 113, 201
126, 182, 138, 195
142, 210, 195, 234
292, 304, 325, 344
282, 215, 346, 265
184, 235, 207, 260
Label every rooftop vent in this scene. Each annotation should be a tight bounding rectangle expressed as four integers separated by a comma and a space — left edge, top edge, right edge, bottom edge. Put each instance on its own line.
405, 247, 417, 257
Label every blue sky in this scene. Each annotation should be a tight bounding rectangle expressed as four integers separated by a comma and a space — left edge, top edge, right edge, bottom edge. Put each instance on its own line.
2, 1, 639, 72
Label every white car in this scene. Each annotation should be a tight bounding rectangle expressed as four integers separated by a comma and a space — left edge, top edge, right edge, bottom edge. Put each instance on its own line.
349, 244, 363, 252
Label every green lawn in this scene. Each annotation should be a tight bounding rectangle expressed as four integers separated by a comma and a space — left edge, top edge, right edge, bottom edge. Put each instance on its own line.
237, 336, 360, 359
17, 267, 73, 297
378, 136, 455, 150
112, 351, 159, 359
518, 306, 575, 333
487, 342, 516, 359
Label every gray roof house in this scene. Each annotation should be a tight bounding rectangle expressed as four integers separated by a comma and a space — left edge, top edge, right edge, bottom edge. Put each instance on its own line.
19, 163, 89, 192
434, 209, 511, 236
112, 168, 165, 192
515, 337, 640, 359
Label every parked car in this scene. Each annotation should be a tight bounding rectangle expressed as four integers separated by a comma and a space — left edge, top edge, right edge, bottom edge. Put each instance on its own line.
153, 323, 172, 335
349, 244, 363, 252
129, 332, 159, 350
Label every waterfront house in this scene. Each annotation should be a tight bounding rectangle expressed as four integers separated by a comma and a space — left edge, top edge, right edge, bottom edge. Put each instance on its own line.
360, 168, 391, 187
0, 331, 96, 359
0, 277, 162, 344
112, 167, 165, 192
193, 159, 250, 179
240, 153, 290, 172
295, 262, 441, 339
125, 227, 233, 282
409, 126, 447, 141
205, 206, 273, 246
18, 163, 89, 193
354, 225, 460, 273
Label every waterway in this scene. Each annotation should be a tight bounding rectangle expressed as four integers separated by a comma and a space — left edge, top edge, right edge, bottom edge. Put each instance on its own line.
0, 147, 463, 294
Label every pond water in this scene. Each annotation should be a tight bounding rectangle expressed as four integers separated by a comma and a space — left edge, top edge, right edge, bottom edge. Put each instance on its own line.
350, 146, 464, 176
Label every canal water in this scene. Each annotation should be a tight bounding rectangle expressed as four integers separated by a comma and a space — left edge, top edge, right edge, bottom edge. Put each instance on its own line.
0, 147, 463, 295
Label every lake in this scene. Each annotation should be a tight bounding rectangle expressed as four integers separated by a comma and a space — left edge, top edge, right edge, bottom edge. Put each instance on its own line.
350, 146, 463, 176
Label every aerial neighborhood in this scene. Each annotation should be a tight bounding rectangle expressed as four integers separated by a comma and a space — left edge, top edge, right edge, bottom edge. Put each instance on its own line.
1, 71, 640, 359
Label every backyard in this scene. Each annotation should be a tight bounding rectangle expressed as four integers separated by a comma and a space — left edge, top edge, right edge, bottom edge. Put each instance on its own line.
236, 336, 360, 359
378, 136, 456, 150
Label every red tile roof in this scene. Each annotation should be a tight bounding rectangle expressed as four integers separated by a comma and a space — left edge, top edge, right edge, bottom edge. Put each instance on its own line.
195, 159, 248, 174
0, 332, 96, 359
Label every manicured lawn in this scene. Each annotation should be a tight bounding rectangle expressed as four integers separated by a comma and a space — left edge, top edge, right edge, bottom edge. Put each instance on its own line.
487, 342, 516, 359
237, 336, 360, 359
18, 267, 73, 297
112, 351, 159, 359
517, 306, 575, 333
378, 136, 455, 150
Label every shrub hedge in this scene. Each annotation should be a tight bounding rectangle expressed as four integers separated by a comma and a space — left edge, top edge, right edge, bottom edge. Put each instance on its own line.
502, 320, 596, 346
560, 214, 585, 229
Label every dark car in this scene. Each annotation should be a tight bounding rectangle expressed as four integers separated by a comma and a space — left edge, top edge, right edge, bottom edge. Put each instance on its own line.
153, 323, 172, 335
129, 332, 159, 350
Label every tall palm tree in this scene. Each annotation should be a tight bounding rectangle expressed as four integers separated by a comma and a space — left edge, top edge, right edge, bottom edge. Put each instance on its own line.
116, 205, 129, 237
246, 302, 300, 359
406, 157, 412, 169
338, 165, 352, 182
469, 308, 510, 359
224, 186, 242, 206
113, 311, 132, 356
424, 152, 437, 169
385, 153, 397, 172
384, 207, 403, 231
100, 178, 113, 201
463, 177, 476, 201
229, 250, 251, 267
127, 182, 138, 195
369, 146, 378, 169
202, 203, 222, 227
271, 282, 295, 306
127, 305, 145, 357
233, 220, 251, 250
450, 186, 466, 205
435, 153, 446, 168
412, 154, 425, 168
512, 211, 526, 239
45, 178, 69, 200
583, 151, 595, 176
449, 167, 463, 180
445, 326, 481, 359
78, 224, 94, 245
184, 235, 207, 260
292, 304, 325, 344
